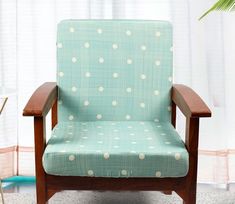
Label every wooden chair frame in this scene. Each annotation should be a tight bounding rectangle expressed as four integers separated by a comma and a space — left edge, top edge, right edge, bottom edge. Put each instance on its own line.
23, 82, 211, 204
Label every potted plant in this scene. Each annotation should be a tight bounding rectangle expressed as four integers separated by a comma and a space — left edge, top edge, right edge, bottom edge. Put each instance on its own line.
200, 0, 235, 19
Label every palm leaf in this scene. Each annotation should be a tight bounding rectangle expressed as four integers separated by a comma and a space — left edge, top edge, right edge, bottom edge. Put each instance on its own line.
199, 0, 235, 20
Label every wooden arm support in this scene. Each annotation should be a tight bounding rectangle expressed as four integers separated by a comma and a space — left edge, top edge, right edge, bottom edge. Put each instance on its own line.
172, 84, 211, 118
171, 84, 211, 151
23, 82, 57, 117
23, 82, 58, 203
171, 84, 211, 202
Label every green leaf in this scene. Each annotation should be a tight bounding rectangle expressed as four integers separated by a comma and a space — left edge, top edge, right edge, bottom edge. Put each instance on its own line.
199, 0, 235, 20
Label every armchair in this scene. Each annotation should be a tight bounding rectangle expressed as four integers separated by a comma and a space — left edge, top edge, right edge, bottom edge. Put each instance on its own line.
23, 20, 211, 204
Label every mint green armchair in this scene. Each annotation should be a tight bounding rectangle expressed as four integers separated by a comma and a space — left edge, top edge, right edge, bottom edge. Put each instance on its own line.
23, 20, 211, 204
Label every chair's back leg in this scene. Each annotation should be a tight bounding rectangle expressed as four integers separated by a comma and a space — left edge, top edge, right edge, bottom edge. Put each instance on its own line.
51, 99, 58, 129
171, 101, 176, 128
34, 117, 48, 204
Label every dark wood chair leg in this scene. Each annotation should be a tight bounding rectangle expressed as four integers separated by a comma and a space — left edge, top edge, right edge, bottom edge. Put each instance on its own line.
176, 117, 199, 204
183, 117, 199, 204
47, 189, 58, 200
34, 117, 48, 204
183, 187, 196, 204
162, 191, 172, 195
177, 179, 196, 204
51, 99, 58, 129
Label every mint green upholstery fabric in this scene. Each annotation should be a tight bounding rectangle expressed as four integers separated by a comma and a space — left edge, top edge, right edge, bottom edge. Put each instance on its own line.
57, 20, 173, 122
42, 20, 189, 177
43, 121, 188, 177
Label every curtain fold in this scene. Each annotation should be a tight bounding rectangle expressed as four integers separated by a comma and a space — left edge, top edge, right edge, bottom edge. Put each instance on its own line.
0, 0, 18, 179
0, 0, 235, 185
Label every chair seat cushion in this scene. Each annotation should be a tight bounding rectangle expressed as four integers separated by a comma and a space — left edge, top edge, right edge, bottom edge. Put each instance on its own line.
43, 121, 189, 178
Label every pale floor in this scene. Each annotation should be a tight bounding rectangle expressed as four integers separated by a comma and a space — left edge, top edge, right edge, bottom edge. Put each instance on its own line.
2, 180, 235, 194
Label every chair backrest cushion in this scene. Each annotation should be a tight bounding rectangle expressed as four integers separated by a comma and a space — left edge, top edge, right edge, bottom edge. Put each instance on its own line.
57, 20, 173, 122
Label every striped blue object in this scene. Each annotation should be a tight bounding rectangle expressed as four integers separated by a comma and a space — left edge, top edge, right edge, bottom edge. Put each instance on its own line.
42, 20, 189, 177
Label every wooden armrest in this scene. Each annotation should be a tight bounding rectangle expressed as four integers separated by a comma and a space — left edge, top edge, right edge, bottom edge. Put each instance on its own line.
172, 84, 211, 118
23, 82, 57, 117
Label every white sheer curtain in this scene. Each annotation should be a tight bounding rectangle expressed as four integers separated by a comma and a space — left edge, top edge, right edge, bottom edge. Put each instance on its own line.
1, 0, 235, 185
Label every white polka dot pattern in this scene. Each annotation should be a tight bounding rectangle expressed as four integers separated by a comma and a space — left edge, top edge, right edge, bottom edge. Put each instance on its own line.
139, 153, 145, 160
127, 59, 132, 64
85, 72, 91, 78
88, 170, 94, 176
168, 106, 172, 111
155, 60, 161, 66
57, 43, 63, 48
154, 90, 159, 96
68, 115, 74, 121
141, 45, 146, 51
84, 42, 90, 48
99, 57, 104, 63
69, 27, 75, 33
140, 102, 145, 108
44, 121, 189, 177
69, 155, 75, 161
58, 72, 64, 77
112, 100, 118, 106
96, 114, 102, 120
113, 73, 119, 78
126, 30, 131, 36
98, 86, 104, 92
155, 171, 161, 177
97, 28, 103, 34
104, 152, 110, 159
156, 31, 161, 37
175, 153, 181, 160
126, 87, 132, 93
121, 169, 127, 175
140, 74, 146, 80
57, 20, 173, 123
84, 100, 89, 106
71, 86, 77, 92
72, 57, 77, 63
112, 43, 118, 49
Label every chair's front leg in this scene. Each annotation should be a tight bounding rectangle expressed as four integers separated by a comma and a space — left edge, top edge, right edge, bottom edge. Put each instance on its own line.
172, 84, 211, 203
23, 82, 57, 203
34, 116, 48, 204
183, 117, 199, 204
175, 117, 199, 204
